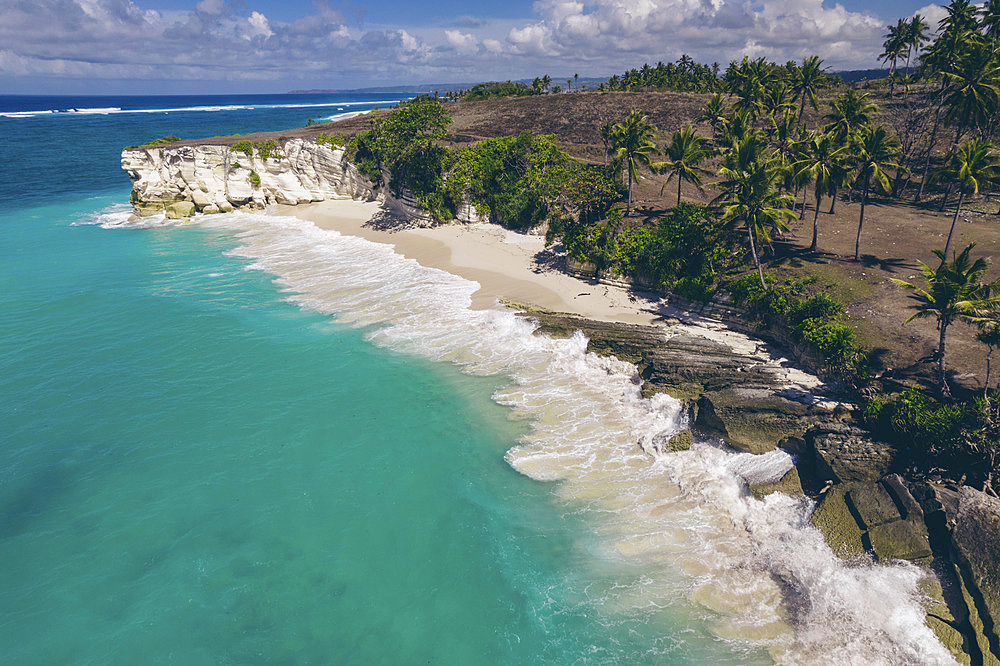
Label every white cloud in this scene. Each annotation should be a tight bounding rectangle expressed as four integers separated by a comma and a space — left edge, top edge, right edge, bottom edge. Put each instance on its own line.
445, 29, 479, 54
0, 0, 906, 90
196, 0, 224, 16
915, 3, 948, 31
245, 11, 273, 40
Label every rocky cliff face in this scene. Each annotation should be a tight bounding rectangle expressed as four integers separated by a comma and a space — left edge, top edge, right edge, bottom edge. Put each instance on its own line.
121, 139, 486, 225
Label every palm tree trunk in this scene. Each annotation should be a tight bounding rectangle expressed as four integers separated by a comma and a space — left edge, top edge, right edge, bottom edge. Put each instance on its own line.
798, 93, 806, 123
811, 193, 822, 252
939, 320, 952, 399
918, 107, 943, 201
986, 346, 993, 401
829, 187, 837, 213
677, 177, 682, 207
945, 189, 965, 258
748, 224, 766, 290
626, 163, 633, 212
855, 179, 869, 261
940, 183, 952, 212
799, 187, 807, 219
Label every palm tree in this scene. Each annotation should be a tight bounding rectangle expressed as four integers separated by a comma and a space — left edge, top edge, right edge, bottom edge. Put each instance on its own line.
715, 156, 795, 289
793, 132, 847, 251
881, 20, 907, 94
824, 90, 878, 142
658, 125, 710, 206
943, 43, 1000, 142
599, 119, 616, 166
611, 111, 658, 211
792, 56, 828, 121
893, 243, 997, 397
699, 93, 729, 134
982, 0, 1000, 48
935, 139, 1000, 257
852, 125, 901, 261
978, 320, 1000, 398
905, 15, 930, 78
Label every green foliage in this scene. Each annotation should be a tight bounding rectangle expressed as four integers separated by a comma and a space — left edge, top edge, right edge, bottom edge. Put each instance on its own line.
606, 56, 721, 93
346, 96, 454, 218
231, 140, 254, 158
231, 162, 242, 170
461, 81, 532, 101
254, 139, 282, 161
452, 133, 620, 229
863, 388, 972, 459
248, 170, 261, 187
139, 135, 181, 147
315, 134, 348, 148
729, 272, 866, 377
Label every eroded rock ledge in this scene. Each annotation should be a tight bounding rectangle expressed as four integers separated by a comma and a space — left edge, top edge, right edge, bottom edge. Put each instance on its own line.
523, 307, 1000, 666
121, 139, 486, 225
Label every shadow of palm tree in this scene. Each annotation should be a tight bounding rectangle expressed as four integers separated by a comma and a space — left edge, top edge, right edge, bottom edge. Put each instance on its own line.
859, 254, 913, 272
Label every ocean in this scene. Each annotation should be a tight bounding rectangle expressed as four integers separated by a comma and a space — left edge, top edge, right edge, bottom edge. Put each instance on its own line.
0, 93, 954, 664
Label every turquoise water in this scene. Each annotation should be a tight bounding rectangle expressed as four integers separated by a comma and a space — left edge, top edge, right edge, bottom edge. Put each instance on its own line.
0, 97, 954, 665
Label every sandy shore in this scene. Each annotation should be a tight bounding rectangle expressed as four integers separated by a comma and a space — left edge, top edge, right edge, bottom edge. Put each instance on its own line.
273, 199, 669, 326
272, 198, 830, 396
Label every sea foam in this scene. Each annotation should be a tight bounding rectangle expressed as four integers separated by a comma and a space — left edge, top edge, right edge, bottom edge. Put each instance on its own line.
113, 207, 955, 665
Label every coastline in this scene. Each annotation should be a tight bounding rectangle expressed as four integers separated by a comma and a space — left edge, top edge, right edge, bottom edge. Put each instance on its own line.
273, 200, 667, 325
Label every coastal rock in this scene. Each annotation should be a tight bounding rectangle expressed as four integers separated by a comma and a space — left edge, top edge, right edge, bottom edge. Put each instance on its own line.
666, 429, 692, 452
949, 487, 1000, 663
810, 476, 932, 564
165, 201, 196, 219
525, 311, 835, 454
122, 139, 490, 225
748, 466, 803, 498
803, 422, 894, 484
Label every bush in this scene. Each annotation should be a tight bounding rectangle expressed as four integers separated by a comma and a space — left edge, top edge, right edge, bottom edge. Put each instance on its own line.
315, 134, 347, 149
231, 140, 254, 158
248, 170, 261, 187
139, 135, 180, 147
254, 139, 282, 161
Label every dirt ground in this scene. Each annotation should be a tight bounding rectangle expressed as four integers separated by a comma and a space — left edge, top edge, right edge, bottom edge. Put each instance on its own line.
176, 91, 1000, 392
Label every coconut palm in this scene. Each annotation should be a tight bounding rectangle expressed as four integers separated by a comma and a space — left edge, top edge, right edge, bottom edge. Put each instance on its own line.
881, 20, 907, 94
935, 139, 1000, 256
978, 320, 1000, 398
852, 124, 901, 261
905, 14, 930, 78
983, 0, 1000, 47
792, 56, 828, 121
699, 93, 729, 136
611, 110, 658, 211
893, 243, 997, 397
943, 42, 1000, 142
715, 156, 795, 289
824, 90, 878, 142
793, 132, 848, 251
658, 125, 710, 206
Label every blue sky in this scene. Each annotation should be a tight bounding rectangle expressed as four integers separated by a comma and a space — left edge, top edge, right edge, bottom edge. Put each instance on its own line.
0, 0, 948, 95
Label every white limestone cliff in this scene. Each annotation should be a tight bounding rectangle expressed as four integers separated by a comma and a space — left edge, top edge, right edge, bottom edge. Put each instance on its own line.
121, 139, 486, 225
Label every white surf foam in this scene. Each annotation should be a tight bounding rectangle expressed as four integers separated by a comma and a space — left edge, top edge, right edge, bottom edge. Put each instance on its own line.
106, 208, 956, 665
0, 99, 404, 119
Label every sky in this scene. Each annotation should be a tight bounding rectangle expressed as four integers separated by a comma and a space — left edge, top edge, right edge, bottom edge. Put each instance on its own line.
0, 0, 950, 95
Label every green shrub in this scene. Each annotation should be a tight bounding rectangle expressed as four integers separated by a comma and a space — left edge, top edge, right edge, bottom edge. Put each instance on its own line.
315, 134, 347, 149
248, 170, 261, 187
863, 388, 971, 458
231, 140, 253, 158
254, 139, 282, 161
231, 162, 242, 169
788, 294, 843, 336
139, 135, 181, 147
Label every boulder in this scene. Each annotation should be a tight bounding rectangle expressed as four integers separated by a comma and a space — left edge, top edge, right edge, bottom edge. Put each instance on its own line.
201, 204, 220, 215
164, 201, 196, 219
950, 487, 1000, 664
666, 429, 692, 452
812, 476, 932, 564
749, 466, 803, 499
811, 483, 867, 559
805, 423, 894, 484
